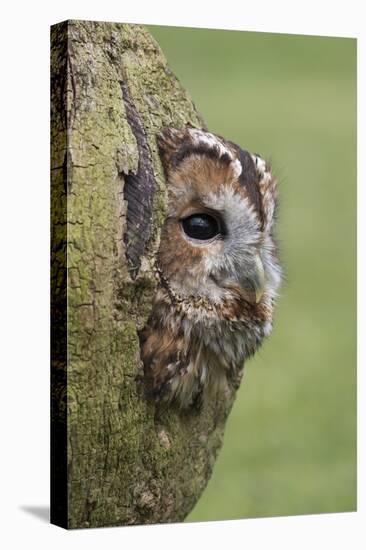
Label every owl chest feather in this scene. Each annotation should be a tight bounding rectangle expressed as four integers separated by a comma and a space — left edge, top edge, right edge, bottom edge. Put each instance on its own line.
141, 294, 272, 408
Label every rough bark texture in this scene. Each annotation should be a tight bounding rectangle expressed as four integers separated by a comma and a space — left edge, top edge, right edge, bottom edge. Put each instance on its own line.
51, 20, 238, 529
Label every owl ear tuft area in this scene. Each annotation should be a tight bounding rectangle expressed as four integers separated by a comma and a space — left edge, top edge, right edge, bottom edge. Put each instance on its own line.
157, 126, 184, 158
156, 127, 185, 176
157, 125, 204, 175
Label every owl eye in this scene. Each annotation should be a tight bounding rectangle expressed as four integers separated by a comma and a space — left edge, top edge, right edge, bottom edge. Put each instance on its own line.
181, 213, 221, 241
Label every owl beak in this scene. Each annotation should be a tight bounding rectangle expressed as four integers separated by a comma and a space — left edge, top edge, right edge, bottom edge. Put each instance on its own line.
253, 253, 265, 303
213, 253, 265, 304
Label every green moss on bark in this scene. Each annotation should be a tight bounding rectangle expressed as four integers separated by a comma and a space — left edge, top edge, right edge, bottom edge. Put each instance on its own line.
51, 20, 237, 529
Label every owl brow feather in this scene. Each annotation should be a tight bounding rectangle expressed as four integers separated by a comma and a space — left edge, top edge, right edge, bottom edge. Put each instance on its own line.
171, 142, 233, 169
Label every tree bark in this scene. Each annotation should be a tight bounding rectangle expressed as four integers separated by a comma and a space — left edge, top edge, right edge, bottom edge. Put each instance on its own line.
51, 20, 239, 529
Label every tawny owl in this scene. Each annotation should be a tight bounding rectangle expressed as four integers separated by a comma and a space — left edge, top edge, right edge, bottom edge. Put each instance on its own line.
140, 126, 282, 409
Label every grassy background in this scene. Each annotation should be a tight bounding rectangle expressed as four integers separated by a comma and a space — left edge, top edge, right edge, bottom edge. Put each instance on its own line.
148, 26, 357, 521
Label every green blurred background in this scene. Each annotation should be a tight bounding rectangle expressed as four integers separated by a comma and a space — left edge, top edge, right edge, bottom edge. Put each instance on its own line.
148, 26, 357, 521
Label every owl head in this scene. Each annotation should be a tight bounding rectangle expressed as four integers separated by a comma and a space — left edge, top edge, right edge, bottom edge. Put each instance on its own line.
156, 126, 281, 316
140, 126, 282, 408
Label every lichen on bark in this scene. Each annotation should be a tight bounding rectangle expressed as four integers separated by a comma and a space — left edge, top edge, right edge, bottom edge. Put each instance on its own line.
51, 20, 238, 529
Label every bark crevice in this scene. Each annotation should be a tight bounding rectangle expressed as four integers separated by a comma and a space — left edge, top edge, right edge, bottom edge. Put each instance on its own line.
120, 80, 156, 279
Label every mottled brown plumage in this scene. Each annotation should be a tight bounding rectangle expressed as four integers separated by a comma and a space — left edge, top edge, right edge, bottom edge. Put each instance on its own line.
140, 126, 282, 409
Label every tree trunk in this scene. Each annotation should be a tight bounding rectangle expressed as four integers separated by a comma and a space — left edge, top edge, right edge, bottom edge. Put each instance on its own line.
51, 20, 238, 529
